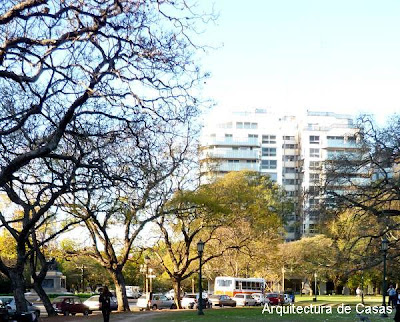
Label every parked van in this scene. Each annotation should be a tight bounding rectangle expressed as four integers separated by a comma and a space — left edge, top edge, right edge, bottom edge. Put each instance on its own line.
125, 286, 141, 299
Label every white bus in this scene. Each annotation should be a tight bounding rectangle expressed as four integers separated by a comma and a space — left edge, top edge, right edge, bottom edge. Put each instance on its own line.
214, 276, 265, 297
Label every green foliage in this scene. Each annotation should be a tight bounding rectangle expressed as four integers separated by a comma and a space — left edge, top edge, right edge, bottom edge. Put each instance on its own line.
154, 171, 288, 291
55, 239, 113, 291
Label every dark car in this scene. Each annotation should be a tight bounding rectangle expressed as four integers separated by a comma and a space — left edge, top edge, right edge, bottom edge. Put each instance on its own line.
208, 295, 236, 307
266, 293, 284, 305
52, 296, 91, 316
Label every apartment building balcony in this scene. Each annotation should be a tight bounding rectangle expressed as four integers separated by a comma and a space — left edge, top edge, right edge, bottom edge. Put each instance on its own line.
281, 149, 299, 156
217, 162, 260, 172
324, 140, 359, 149
203, 137, 260, 147
206, 150, 259, 160
282, 172, 298, 179
281, 161, 297, 168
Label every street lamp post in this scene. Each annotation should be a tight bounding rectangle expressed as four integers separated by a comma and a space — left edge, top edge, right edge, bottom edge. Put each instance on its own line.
381, 237, 389, 318
149, 268, 153, 293
282, 266, 285, 294
313, 273, 318, 302
359, 259, 365, 305
139, 255, 151, 310
197, 240, 205, 316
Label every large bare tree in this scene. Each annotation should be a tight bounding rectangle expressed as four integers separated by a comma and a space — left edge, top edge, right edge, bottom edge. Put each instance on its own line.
0, 0, 210, 313
323, 114, 400, 270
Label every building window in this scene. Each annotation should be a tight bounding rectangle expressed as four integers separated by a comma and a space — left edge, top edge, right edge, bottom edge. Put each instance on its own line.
283, 144, 298, 149
309, 161, 320, 170
228, 160, 239, 163
246, 160, 256, 163
287, 191, 298, 197
309, 198, 318, 208
262, 135, 276, 144
283, 167, 296, 173
244, 122, 257, 129
328, 149, 345, 159
327, 136, 344, 141
287, 226, 295, 233
283, 179, 298, 185
283, 136, 295, 140
309, 173, 320, 183
309, 224, 317, 233
262, 148, 276, 156
248, 134, 258, 139
236, 122, 243, 129
225, 134, 233, 138
261, 160, 277, 169
268, 173, 278, 181
283, 155, 298, 161
309, 135, 320, 144
308, 186, 319, 196
310, 148, 319, 158
309, 210, 319, 220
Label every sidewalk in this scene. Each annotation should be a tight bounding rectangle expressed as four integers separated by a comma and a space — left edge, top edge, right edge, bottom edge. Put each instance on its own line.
40, 311, 165, 322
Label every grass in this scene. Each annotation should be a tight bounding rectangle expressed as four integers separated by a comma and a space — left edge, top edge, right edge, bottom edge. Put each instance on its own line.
144, 295, 395, 321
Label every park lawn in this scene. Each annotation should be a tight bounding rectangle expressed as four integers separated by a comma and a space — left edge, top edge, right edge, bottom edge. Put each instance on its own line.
295, 295, 384, 305
146, 296, 394, 322
147, 307, 395, 322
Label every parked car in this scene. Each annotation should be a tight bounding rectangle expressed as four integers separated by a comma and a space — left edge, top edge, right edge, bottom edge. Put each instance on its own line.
181, 294, 197, 309
232, 293, 257, 306
194, 296, 212, 309
0, 296, 40, 318
181, 294, 211, 309
283, 293, 292, 304
52, 296, 91, 316
208, 295, 236, 307
286, 291, 295, 303
251, 293, 269, 306
265, 293, 284, 305
137, 293, 176, 310
83, 295, 118, 311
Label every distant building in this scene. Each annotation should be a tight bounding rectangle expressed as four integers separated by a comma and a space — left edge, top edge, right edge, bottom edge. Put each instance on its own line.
200, 109, 360, 240
35, 260, 67, 294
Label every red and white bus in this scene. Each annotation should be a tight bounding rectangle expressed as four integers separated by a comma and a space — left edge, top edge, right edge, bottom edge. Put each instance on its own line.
214, 276, 265, 297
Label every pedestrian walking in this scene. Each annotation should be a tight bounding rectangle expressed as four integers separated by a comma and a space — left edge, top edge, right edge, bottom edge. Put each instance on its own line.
394, 289, 400, 321
389, 285, 397, 308
99, 286, 113, 322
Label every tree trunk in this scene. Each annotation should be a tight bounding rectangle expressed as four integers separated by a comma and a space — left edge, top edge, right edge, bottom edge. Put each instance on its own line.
109, 268, 130, 311
32, 280, 57, 316
173, 278, 183, 309
9, 268, 28, 313
29, 252, 57, 316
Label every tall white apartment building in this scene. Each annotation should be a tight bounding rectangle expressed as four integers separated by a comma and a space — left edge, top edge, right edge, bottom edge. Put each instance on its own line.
200, 109, 359, 240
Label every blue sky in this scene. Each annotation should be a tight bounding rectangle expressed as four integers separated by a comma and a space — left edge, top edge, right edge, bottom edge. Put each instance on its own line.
199, 0, 400, 122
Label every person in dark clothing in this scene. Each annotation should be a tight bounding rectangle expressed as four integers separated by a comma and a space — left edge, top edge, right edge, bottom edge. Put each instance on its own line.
394, 288, 400, 322
99, 286, 113, 322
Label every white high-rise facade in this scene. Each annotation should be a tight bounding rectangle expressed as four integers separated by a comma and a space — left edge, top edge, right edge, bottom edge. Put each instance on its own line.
200, 109, 359, 240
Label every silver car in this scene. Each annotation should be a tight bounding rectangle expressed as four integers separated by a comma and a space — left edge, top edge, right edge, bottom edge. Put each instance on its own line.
0, 296, 40, 318
83, 295, 118, 311
137, 294, 176, 310
232, 293, 257, 306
